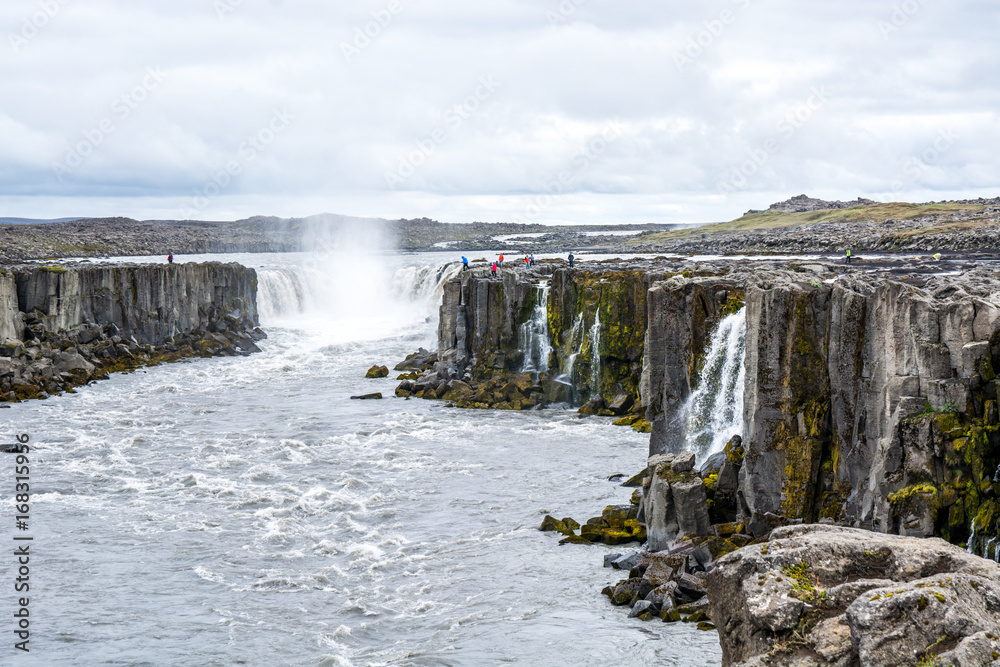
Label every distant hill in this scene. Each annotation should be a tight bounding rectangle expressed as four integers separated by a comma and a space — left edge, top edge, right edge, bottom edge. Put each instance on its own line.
0, 217, 88, 225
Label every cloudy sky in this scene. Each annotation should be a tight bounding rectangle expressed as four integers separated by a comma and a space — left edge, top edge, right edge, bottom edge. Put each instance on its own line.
0, 0, 997, 225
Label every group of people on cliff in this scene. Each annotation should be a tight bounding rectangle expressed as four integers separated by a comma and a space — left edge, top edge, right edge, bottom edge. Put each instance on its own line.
461, 253, 575, 277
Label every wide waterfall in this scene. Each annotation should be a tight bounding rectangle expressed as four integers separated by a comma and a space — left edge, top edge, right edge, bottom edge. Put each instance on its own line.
519, 284, 552, 373
257, 261, 461, 322
680, 308, 747, 461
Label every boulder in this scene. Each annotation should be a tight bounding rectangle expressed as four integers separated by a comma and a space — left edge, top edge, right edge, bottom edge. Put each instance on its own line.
605, 384, 634, 415
350, 393, 382, 400
365, 365, 389, 378
577, 396, 605, 416
707, 523, 1000, 667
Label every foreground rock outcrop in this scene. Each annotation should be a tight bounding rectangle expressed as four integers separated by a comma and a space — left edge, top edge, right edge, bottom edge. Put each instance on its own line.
0, 262, 263, 401
709, 524, 1000, 666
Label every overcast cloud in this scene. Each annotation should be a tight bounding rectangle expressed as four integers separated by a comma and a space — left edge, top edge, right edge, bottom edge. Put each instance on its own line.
0, 0, 997, 224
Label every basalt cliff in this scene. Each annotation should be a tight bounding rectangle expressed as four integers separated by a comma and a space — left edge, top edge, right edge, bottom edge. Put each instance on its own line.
404, 255, 1000, 665
0, 262, 264, 402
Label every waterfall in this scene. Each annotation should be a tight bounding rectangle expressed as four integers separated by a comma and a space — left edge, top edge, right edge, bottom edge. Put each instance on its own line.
588, 309, 601, 394
257, 268, 310, 320
391, 262, 462, 304
256, 261, 461, 325
519, 284, 551, 373
680, 308, 747, 461
554, 313, 585, 386
968, 519, 977, 554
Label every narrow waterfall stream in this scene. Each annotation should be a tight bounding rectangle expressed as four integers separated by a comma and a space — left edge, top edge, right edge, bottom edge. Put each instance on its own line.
519, 284, 552, 373
680, 308, 747, 461
556, 312, 585, 388
589, 309, 602, 395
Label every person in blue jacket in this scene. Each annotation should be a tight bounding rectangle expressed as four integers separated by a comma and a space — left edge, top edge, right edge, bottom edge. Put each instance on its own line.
461, 256, 469, 271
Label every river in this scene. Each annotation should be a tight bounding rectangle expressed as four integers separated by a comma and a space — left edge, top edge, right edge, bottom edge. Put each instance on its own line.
2, 251, 723, 666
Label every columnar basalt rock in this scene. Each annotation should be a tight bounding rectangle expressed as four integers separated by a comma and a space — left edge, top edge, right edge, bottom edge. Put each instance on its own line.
0, 262, 263, 402
13, 262, 258, 345
641, 275, 745, 456
424, 260, 690, 413
737, 267, 1000, 543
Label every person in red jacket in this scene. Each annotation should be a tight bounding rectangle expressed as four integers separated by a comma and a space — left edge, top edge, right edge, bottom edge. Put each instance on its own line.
167, 253, 174, 264
491, 262, 497, 277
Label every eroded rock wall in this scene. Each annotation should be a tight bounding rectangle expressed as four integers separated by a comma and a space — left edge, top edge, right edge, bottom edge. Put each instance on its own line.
0, 262, 263, 402
13, 262, 258, 346
641, 275, 745, 456
738, 269, 1000, 542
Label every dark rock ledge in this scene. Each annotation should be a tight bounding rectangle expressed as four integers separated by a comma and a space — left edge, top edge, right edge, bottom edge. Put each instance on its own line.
0, 262, 264, 403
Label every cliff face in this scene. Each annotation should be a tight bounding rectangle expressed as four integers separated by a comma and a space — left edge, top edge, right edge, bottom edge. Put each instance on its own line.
641, 275, 745, 456
438, 268, 535, 376
0, 262, 263, 402
435, 264, 660, 409
738, 269, 1000, 541
431, 258, 1000, 549
12, 262, 258, 346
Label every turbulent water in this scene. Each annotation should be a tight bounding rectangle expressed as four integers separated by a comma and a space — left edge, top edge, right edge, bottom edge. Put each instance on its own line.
1, 252, 722, 666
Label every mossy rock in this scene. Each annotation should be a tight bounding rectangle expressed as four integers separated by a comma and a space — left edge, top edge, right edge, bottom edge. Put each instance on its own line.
700, 536, 739, 560
614, 414, 640, 426
611, 579, 642, 606
539, 515, 573, 535
602, 529, 639, 546
696, 621, 717, 631
623, 518, 647, 542
396, 372, 419, 380
366, 365, 389, 378
622, 469, 648, 487
683, 611, 708, 623
632, 419, 652, 433
558, 535, 593, 545
660, 608, 682, 623
561, 517, 581, 531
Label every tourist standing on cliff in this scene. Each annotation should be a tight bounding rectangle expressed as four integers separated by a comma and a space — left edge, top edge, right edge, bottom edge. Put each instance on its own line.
569, 253, 574, 268
845, 249, 851, 265
498, 253, 504, 267
491, 262, 497, 277
168, 253, 174, 264
461, 256, 468, 271
530, 254, 534, 267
